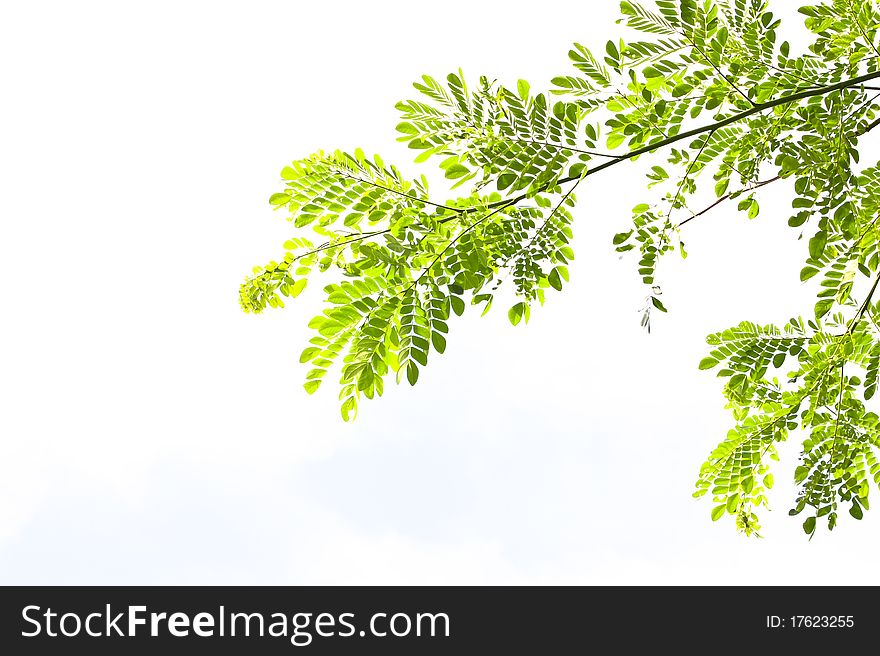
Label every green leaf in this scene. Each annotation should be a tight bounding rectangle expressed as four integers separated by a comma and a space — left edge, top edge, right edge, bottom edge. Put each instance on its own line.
726, 494, 739, 512
788, 213, 809, 227
698, 357, 718, 370
290, 279, 308, 298
508, 302, 526, 326
747, 199, 759, 219
808, 231, 827, 260
803, 516, 816, 535
711, 505, 726, 521
605, 40, 618, 59
672, 84, 692, 97
341, 396, 357, 421
444, 163, 471, 179
814, 299, 833, 320
607, 133, 625, 149
406, 361, 419, 386
300, 347, 320, 363
497, 173, 517, 190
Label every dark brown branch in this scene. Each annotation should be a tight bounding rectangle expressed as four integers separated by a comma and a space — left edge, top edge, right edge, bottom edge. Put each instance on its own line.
486, 69, 880, 214
849, 269, 880, 334
861, 115, 880, 135
464, 72, 880, 220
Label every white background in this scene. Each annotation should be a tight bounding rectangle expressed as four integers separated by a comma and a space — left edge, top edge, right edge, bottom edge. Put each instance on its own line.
3, 0, 879, 584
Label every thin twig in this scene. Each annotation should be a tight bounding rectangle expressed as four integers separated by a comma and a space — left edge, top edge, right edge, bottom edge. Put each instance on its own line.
677, 176, 781, 228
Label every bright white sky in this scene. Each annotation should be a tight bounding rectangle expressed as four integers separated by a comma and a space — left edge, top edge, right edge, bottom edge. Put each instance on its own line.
3, 0, 880, 584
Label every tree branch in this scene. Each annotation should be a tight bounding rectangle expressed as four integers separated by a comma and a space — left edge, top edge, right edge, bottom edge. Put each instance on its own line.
252, 71, 880, 289
860, 115, 880, 136
849, 269, 880, 334
512, 69, 880, 205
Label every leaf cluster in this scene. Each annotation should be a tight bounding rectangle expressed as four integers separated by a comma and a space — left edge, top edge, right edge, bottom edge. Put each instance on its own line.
242, 0, 880, 536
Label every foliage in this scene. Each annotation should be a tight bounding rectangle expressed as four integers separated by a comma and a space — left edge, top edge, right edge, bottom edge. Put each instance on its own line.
241, 0, 880, 536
